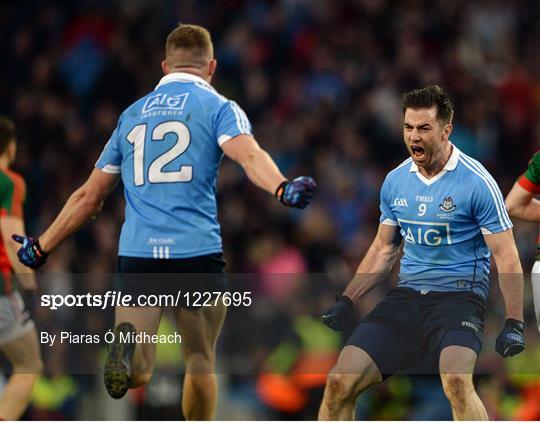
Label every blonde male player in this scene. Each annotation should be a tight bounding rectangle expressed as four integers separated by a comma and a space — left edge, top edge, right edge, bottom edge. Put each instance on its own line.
13, 24, 316, 420
506, 152, 540, 331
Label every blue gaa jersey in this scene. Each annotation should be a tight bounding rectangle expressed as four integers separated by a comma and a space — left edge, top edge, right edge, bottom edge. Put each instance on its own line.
95, 72, 252, 259
380, 144, 512, 300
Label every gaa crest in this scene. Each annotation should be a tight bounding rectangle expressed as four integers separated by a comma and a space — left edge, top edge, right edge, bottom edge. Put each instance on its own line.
439, 196, 456, 212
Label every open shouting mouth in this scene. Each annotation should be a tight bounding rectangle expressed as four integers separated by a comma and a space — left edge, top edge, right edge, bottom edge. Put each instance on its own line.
410, 145, 425, 161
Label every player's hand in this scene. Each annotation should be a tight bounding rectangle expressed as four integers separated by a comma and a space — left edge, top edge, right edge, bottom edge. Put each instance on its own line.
275, 177, 317, 209
12, 235, 48, 269
321, 294, 354, 331
495, 318, 525, 358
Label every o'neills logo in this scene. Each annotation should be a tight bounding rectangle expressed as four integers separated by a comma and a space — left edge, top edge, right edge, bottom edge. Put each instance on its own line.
461, 321, 478, 332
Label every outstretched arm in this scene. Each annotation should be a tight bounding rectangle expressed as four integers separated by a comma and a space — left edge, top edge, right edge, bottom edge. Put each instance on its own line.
14, 168, 120, 269
38, 169, 120, 253
221, 134, 316, 208
505, 182, 540, 222
221, 134, 286, 194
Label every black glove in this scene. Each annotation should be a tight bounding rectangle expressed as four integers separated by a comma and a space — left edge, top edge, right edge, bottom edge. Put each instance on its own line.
12, 235, 49, 269
321, 294, 354, 331
275, 177, 317, 209
495, 318, 525, 358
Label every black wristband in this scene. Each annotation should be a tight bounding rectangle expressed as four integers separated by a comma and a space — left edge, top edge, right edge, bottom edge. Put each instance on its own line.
35, 240, 49, 257
274, 181, 288, 200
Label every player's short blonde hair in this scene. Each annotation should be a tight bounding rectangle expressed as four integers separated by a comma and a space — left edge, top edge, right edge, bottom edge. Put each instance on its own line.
165, 24, 214, 68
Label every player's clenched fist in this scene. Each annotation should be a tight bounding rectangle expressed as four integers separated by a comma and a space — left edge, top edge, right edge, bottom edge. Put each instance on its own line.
495, 318, 525, 357
275, 176, 317, 209
321, 295, 354, 331
12, 235, 48, 269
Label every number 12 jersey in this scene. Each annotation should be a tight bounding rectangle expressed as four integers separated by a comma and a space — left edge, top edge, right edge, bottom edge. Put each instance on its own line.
96, 72, 252, 259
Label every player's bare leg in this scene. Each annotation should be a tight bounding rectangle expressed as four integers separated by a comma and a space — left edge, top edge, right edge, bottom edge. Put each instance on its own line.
318, 346, 382, 420
439, 345, 488, 420
105, 305, 162, 398
0, 328, 43, 420
174, 302, 226, 420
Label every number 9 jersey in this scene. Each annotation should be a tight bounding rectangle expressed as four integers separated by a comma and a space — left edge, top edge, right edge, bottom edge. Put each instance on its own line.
379, 145, 512, 300
95, 72, 252, 259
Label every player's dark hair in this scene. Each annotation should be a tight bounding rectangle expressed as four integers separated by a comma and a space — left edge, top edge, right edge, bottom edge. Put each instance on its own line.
402, 85, 454, 124
0, 116, 16, 154
165, 24, 213, 68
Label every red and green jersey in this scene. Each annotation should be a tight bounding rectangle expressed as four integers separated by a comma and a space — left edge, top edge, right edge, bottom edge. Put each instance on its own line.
0, 168, 26, 294
518, 152, 540, 194
517, 152, 540, 260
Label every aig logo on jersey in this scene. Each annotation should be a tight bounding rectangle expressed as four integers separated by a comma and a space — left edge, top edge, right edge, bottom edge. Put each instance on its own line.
393, 197, 408, 207
142, 92, 189, 114
398, 219, 452, 246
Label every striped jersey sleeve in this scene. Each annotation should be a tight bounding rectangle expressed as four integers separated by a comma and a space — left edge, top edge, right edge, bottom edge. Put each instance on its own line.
213, 101, 252, 146
460, 156, 512, 233
379, 175, 398, 225
95, 120, 123, 174
379, 158, 411, 226
0, 170, 25, 218
518, 151, 540, 194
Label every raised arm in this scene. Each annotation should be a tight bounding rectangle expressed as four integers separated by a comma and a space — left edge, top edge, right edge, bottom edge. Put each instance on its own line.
13, 169, 120, 268
322, 223, 402, 331
221, 134, 316, 208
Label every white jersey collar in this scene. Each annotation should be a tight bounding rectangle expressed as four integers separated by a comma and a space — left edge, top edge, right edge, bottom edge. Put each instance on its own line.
155, 72, 212, 90
410, 142, 460, 173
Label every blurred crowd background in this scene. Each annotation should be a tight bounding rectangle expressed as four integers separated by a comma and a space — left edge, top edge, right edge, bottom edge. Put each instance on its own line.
1, 0, 540, 420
